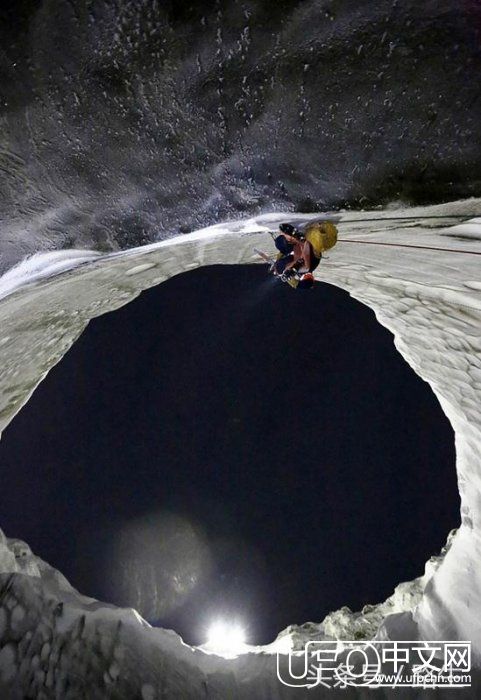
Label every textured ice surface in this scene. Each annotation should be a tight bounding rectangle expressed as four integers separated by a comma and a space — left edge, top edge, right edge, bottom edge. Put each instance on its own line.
1, 0, 481, 271
1, 200, 481, 696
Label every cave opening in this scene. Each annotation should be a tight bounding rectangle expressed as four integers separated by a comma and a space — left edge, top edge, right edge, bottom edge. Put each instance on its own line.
0, 264, 458, 645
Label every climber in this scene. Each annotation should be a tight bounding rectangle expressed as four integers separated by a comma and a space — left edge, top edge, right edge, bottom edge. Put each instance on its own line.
279, 238, 321, 276
269, 222, 305, 278
258, 219, 338, 289
283, 220, 339, 275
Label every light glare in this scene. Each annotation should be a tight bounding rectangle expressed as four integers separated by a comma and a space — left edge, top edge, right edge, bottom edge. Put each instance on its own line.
205, 620, 247, 656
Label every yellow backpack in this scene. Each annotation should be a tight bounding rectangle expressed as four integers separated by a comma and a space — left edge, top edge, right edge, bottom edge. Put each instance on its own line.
304, 221, 338, 258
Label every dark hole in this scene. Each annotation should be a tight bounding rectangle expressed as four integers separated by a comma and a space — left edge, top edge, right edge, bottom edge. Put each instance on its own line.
0, 265, 458, 645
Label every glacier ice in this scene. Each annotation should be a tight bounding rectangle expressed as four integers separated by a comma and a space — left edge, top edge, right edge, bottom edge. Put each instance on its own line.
1, 200, 481, 696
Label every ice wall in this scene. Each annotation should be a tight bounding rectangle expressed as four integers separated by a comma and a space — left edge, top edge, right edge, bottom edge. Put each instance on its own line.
1, 200, 481, 696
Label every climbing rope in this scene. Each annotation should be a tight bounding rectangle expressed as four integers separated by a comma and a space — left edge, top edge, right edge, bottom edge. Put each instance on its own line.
339, 239, 481, 257
337, 214, 480, 224
335, 212, 481, 255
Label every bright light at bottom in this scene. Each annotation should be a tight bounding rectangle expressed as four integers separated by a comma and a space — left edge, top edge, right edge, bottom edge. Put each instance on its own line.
205, 621, 247, 656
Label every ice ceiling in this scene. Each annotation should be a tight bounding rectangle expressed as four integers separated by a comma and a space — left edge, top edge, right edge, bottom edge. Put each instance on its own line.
1, 0, 481, 273
1, 200, 481, 697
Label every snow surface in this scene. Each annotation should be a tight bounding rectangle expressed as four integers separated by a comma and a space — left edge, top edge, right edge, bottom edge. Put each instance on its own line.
1, 200, 481, 696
